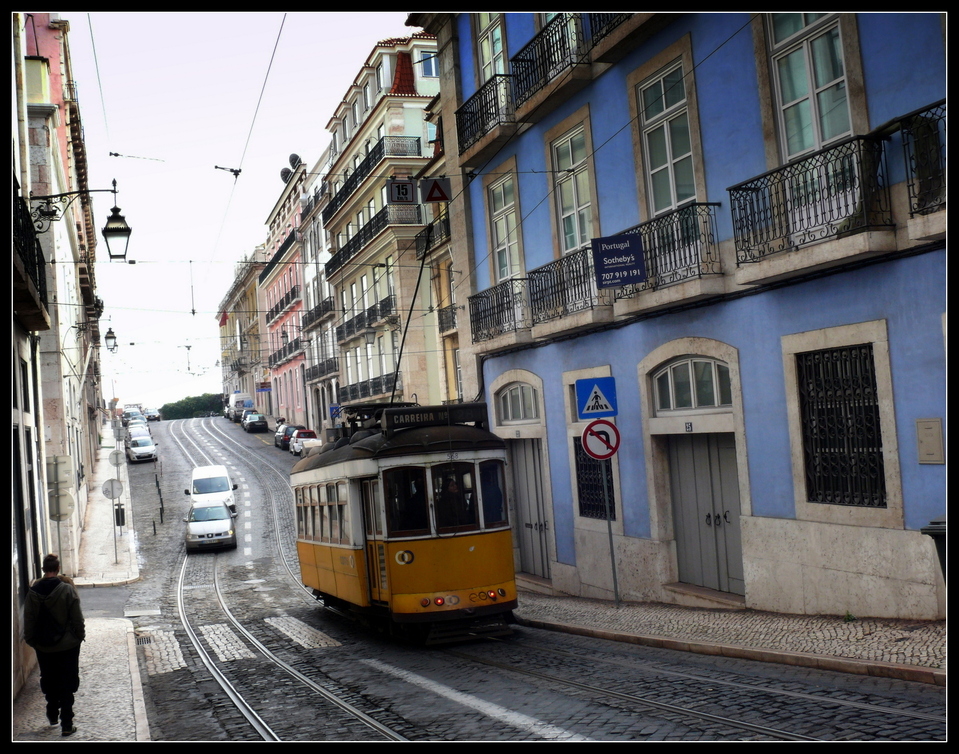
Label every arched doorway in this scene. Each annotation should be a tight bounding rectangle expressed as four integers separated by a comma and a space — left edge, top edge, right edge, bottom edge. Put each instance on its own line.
640, 342, 750, 597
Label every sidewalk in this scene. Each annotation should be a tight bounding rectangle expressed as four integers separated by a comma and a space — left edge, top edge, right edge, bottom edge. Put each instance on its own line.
12, 439, 945, 741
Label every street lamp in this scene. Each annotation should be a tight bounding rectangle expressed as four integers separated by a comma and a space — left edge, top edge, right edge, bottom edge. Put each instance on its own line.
31, 179, 133, 261
104, 328, 118, 353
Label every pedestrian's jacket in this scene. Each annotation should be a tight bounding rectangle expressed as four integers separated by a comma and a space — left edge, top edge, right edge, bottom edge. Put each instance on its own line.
23, 576, 85, 653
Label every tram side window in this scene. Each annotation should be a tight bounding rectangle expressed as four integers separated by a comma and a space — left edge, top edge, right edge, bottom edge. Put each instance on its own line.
433, 462, 478, 532
337, 482, 350, 545
295, 487, 306, 539
479, 460, 508, 527
309, 485, 321, 541
384, 467, 430, 535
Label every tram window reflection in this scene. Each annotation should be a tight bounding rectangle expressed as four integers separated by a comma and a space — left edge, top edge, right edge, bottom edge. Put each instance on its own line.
480, 461, 508, 527
433, 462, 478, 532
384, 467, 429, 535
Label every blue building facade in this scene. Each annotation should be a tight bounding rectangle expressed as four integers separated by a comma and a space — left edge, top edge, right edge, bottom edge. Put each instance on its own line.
409, 13, 945, 619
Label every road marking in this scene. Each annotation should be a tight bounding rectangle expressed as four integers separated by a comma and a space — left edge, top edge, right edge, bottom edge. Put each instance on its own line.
361, 659, 591, 741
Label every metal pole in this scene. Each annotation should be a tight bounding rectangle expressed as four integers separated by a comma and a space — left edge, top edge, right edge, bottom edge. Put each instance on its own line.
601, 459, 620, 604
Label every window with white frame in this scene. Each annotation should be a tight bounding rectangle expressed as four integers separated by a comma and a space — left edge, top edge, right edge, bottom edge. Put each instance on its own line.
552, 127, 592, 254
497, 382, 539, 423
640, 62, 695, 215
477, 13, 505, 84
769, 13, 851, 160
489, 175, 520, 281
420, 50, 438, 78
653, 357, 732, 413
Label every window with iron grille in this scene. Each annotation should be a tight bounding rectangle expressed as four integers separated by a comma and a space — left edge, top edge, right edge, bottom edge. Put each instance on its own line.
574, 438, 616, 520
796, 344, 886, 508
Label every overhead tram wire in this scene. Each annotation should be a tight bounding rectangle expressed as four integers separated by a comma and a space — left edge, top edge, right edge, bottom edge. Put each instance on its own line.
206, 12, 288, 267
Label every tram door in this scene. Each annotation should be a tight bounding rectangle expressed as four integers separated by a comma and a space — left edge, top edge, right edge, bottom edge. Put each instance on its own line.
508, 439, 550, 579
360, 477, 388, 604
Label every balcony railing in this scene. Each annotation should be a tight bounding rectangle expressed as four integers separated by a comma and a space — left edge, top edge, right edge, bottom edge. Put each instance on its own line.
512, 13, 586, 106
438, 304, 458, 333
342, 372, 403, 403
900, 99, 946, 217
337, 294, 396, 343
323, 136, 422, 225
528, 247, 611, 324
13, 193, 48, 305
615, 203, 722, 299
729, 135, 893, 263
268, 337, 303, 368
468, 278, 531, 343
456, 74, 516, 154
266, 284, 301, 323
327, 204, 422, 277
305, 357, 339, 383
415, 210, 451, 259
581, 13, 633, 46
301, 296, 335, 331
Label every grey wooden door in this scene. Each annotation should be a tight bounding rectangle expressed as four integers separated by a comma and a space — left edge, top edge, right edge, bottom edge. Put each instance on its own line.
508, 438, 550, 579
668, 433, 744, 595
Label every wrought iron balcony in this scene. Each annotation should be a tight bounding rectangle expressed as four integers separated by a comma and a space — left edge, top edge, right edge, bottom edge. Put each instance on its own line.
337, 294, 396, 343
323, 136, 423, 225
729, 135, 893, 263
415, 210, 451, 259
305, 358, 339, 383
456, 74, 516, 154
615, 203, 722, 299
268, 337, 302, 368
301, 296, 335, 331
528, 247, 612, 325
438, 304, 458, 333
266, 284, 301, 323
468, 278, 531, 343
342, 372, 402, 403
511, 13, 587, 106
327, 205, 422, 277
900, 100, 946, 217
13, 192, 48, 307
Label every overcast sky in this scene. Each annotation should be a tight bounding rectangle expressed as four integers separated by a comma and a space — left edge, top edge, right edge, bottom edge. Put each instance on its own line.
61, 11, 417, 410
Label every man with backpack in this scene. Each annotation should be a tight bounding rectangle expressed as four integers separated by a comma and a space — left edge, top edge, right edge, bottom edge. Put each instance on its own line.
23, 553, 86, 737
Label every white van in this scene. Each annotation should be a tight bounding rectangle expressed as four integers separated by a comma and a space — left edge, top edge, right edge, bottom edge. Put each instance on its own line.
184, 465, 238, 513
228, 392, 254, 422
183, 465, 239, 552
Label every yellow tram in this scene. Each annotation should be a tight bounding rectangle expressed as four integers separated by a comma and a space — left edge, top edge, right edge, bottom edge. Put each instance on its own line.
291, 403, 517, 643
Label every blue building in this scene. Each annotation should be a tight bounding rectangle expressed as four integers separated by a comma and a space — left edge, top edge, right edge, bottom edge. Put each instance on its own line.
407, 13, 945, 619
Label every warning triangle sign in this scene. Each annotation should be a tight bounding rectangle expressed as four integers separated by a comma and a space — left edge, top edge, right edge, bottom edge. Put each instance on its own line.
421, 178, 452, 203
582, 384, 613, 415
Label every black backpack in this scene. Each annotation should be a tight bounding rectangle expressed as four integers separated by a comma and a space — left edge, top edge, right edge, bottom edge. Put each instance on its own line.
34, 599, 67, 647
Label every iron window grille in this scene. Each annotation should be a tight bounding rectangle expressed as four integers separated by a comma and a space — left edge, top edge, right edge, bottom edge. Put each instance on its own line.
796, 343, 886, 508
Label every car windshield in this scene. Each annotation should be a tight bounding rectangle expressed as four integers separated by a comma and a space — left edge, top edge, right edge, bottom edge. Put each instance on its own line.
189, 505, 231, 522
193, 477, 230, 494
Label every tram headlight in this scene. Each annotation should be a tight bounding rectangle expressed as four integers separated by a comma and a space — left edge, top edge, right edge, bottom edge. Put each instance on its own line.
497, 589, 507, 597
487, 590, 498, 601
434, 597, 445, 606
420, 598, 431, 608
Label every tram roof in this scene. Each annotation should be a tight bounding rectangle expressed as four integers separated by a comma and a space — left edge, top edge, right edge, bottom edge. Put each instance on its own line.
291, 424, 505, 475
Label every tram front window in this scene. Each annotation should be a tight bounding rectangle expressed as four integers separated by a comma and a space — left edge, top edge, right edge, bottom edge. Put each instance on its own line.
433, 462, 478, 532
384, 467, 430, 535
480, 460, 508, 527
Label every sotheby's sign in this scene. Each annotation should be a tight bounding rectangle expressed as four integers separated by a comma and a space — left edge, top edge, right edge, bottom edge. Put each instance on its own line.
591, 234, 646, 289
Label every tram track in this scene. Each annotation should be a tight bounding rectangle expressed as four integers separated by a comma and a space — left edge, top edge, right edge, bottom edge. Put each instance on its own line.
164, 418, 410, 742
443, 634, 945, 741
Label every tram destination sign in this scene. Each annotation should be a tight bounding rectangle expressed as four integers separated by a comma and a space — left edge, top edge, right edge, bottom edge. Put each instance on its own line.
382, 403, 489, 437
591, 233, 646, 289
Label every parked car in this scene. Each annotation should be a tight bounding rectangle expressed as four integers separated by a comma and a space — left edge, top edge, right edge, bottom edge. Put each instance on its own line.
288, 429, 318, 456
242, 413, 269, 433
125, 436, 158, 463
126, 425, 151, 443
121, 410, 144, 427
274, 424, 305, 450
127, 416, 149, 429
143, 408, 161, 422
239, 408, 256, 425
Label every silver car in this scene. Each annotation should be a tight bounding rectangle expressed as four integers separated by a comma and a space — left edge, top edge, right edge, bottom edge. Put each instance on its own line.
184, 502, 238, 552
126, 436, 157, 462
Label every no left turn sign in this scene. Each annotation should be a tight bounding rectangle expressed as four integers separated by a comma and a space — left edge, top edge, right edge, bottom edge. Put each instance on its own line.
581, 419, 621, 461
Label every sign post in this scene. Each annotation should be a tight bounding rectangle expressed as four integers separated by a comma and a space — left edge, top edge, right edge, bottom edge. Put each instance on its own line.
581, 419, 622, 604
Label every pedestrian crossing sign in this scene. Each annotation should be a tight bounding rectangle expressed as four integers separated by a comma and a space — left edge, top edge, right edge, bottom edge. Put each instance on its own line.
575, 377, 617, 420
